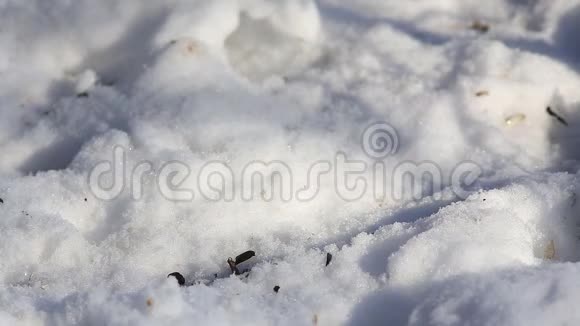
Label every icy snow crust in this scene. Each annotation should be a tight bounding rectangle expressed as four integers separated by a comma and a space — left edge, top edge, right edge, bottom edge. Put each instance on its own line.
2, 0, 580, 325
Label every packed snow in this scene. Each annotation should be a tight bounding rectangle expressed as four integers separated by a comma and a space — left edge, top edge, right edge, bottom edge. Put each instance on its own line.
2, 0, 580, 325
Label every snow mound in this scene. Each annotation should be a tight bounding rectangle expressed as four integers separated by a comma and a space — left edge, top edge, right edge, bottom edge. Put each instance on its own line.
2, 0, 580, 325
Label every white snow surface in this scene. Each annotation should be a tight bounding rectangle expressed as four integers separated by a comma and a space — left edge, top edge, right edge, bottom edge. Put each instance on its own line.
2, 0, 580, 325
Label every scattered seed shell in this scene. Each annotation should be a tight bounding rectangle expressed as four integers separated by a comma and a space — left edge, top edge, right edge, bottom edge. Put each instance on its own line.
168, 272, 186, 286
228, 257, 241, 275
326, 253, 333, 267
544, 240, 556, 260
470, 21, 490, 33
505, 113, 526, 126
99, 79, 116, 87
235, 251, 256, 265
546, 106, 569, 126
475, 90, 489, 97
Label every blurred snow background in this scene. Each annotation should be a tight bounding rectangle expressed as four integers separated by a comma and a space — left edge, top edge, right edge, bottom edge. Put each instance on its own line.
2, 0, 580, 325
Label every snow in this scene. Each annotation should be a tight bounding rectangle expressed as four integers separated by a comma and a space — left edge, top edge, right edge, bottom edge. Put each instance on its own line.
2, 0, 580, 325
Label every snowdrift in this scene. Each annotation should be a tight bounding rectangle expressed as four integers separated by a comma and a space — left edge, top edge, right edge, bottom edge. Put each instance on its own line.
2, 0, 580, 325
